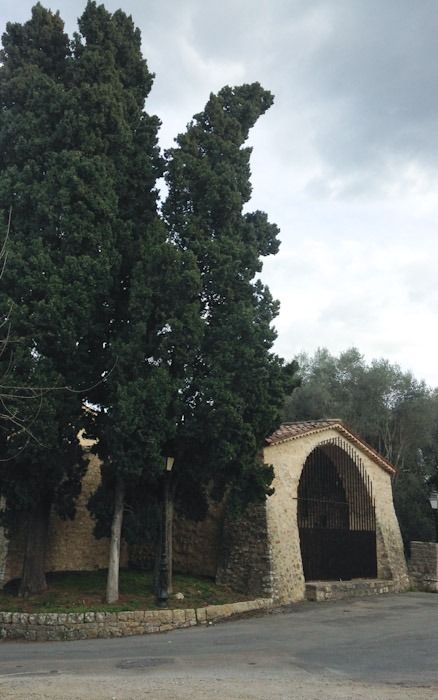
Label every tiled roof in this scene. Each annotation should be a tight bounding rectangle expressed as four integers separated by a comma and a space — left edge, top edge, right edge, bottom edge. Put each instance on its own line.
266, 419, 396, 474
267, 420, 343, 444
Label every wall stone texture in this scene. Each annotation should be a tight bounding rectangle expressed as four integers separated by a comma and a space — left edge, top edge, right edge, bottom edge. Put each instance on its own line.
0, 598, 272, 642
217, 428, 410, 604
1, 448, 129, 586
128, 498, 227, 578
305, 579, 398, 602
216, 503, 271, 597
408, 541, 438, 592
1, 423, 410, 607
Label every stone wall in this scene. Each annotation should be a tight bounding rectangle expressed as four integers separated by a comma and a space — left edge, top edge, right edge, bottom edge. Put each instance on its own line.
1, 426, 410, 605
45, 450, 129, 574
408, 541, 438, 591
217, 429, 409, 604
216, 503, 272, 597
172, 498, 227, 578
264, 439, 307, 603
1, 442, 226, 587
1, 447, 129, 586
0, 598, 272, 642
364, 445, 409, 588
129, 498, 227, 578
305, 579, 398, 601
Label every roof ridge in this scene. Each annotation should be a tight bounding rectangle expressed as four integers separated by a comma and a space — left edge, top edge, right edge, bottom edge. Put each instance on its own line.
266, 420, 396, 475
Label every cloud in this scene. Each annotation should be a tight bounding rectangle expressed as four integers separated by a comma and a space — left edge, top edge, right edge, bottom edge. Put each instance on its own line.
299, 0, 438, 197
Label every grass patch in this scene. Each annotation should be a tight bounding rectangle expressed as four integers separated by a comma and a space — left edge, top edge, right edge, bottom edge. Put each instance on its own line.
0, 569, 248, 614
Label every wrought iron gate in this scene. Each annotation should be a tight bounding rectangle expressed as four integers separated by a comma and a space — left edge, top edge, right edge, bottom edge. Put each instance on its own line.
297, 438, 377, 581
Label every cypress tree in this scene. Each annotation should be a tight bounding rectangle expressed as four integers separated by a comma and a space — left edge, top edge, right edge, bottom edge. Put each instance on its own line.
0, 2, 201, 599
71, 2, 201, 603
162, 84, 296, 586
0, 3, 94, 596
0, 4, 294, 600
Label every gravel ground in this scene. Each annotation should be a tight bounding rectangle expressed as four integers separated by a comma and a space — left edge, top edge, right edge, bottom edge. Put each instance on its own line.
1, 671, 437, 699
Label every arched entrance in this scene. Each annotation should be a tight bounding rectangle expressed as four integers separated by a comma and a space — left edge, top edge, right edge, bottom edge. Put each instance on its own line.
298, 438, 377, 581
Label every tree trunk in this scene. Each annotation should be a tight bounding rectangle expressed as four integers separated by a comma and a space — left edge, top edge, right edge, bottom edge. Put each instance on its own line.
106, 478, 125, 604
18, 496, 51, 597
166, 486, 174, 595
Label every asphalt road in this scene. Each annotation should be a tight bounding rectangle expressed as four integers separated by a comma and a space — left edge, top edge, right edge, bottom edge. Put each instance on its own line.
1, 592, 437, 688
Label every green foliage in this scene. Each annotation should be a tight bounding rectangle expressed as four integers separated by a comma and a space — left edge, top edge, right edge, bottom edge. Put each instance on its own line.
73, 4, 202, 547
0, 4, 91, 541
163, 84, 298, 518
0, 2, 200, 586
393, 472, 435, 555
284, 347, 438, 547
0, 5, 296, 590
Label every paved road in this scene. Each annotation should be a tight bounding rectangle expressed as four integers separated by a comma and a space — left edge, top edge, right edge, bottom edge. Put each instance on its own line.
1, 592, 437, 699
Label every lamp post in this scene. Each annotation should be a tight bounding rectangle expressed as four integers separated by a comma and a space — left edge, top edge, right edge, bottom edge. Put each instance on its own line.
156, 456, 174, 608
429, 491, 438, 543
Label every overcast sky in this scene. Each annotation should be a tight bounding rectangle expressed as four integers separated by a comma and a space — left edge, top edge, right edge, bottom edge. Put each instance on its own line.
2, 0, 438, 386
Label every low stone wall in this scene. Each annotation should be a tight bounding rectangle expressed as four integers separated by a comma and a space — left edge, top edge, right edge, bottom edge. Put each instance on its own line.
408, 541, 438, 592
0, 598, 272, 642
305, 579, 398, 602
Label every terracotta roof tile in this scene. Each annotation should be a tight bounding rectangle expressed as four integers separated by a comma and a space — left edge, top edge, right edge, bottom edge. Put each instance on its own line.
266, 419, 396, 475
266, 420, 343, 444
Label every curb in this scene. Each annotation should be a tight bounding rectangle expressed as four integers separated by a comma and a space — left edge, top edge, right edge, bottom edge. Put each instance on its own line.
0, 598, 274, 642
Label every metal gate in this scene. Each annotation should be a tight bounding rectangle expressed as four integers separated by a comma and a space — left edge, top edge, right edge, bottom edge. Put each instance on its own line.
297, 438, 377, 581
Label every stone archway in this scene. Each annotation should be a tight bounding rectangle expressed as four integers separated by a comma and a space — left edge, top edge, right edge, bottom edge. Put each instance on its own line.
297, 438, 377, 581
217, 421, 410, 603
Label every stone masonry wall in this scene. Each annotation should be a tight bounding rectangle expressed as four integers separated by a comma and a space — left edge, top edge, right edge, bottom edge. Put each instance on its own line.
305, 579, 398, 602
216, 503, 272, 597
264, 438, 307, 604
1, 427, 410, 603
0, 599, 273, 642
1, 439, 226, 587
367, 453, 410, 589
45, 449, 129, 574
129, 497, 227, 579
1, 447, 128, 586
268, 430, 409, 599
218, 429, 410, 605
1, 525, 26, 586
171, 498, 227, 578
408, 541, 438, 591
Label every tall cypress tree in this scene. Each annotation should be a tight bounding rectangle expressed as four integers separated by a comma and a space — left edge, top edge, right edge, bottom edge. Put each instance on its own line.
0, 2, 201, 599
0, 3, 97, 596
162, 84, 296, 585
70, 2, 201, 603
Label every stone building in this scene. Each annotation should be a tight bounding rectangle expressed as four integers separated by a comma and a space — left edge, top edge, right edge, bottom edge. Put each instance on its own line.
0, 420, 409, 602
216, 420, 410, 602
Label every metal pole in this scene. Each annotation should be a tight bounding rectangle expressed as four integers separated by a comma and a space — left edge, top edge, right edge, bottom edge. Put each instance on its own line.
156, 457, 174, 608
434, 510, 438, 544
156, 471, 169, 608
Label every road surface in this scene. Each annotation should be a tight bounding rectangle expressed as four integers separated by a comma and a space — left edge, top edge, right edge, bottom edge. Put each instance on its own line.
0, 592, 437, 699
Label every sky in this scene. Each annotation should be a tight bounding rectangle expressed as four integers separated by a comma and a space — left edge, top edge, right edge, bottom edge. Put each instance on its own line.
1, 0, 438, 386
